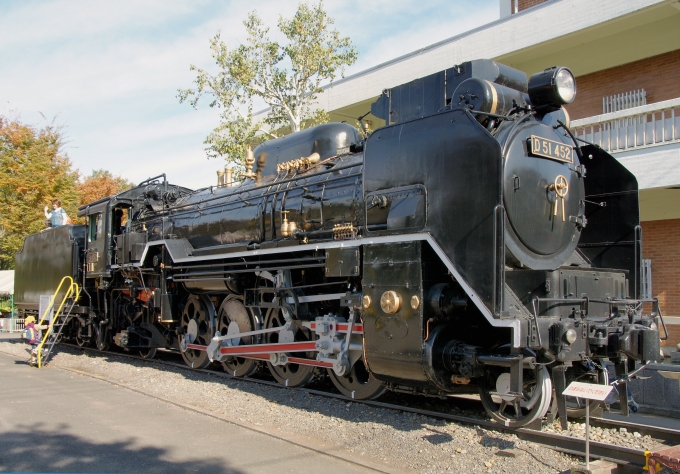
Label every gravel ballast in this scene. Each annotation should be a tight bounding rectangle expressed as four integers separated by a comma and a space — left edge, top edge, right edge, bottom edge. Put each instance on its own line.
0, 340, 618, 473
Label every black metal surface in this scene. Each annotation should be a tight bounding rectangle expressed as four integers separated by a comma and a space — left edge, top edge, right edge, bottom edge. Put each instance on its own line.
452, 78, 527, 117
577, 145, 640, 296
253, 122, 360, 177
325, 247, 360, 277
371, 59, 528, 126
362, 241, 427, 384
506, 268, 628, 319
365, 108, 502, 313
501, 119, 585, 269
14, 225, 86, 308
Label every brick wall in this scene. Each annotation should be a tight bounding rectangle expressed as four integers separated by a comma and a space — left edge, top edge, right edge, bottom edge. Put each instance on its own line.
662, 325, 680, 349
565, 49, 680, 120
641, 219, 680, 346
518, 0, 548, 12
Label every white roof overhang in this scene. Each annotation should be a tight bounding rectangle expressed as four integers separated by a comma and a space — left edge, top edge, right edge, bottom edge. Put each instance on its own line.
0, 270, 14, 297
253, 0, 676, 124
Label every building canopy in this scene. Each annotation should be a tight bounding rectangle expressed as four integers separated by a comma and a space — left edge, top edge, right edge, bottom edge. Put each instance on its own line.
0, 270, 14, 296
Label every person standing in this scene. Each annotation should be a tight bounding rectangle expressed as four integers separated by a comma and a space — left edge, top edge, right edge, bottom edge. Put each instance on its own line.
44, 199, 70, 227
22, 315, 48, 366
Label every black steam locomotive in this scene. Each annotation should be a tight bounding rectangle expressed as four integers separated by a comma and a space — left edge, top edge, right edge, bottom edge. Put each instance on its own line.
15, 59, 662, 427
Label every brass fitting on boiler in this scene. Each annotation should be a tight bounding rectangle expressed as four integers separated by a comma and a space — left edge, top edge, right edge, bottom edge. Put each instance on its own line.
281, 211, 297, 238
243, 147, 255, 178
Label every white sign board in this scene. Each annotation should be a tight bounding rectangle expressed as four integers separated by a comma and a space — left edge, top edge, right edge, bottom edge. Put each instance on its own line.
38, 295, 54, 326
562, 381, 613, 401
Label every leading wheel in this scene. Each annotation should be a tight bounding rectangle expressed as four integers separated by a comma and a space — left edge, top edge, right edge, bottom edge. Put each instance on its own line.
179, 295, 212, 369
264, 308, 316, 387
328, 355, 386, 400
479, 365, 552, 428
217, 295, 260, 377
564, 361, 608, 419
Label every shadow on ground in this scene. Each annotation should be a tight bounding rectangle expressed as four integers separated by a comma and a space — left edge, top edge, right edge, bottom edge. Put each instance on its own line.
0, 423, 241, 474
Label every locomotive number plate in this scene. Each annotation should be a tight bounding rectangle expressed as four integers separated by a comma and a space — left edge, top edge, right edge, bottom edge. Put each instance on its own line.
528, 135, 573, 163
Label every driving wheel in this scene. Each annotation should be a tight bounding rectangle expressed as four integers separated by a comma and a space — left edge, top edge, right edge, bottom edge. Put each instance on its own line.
328, 355, 386, 400
264, 308, 315, 387
564, 361, 608, 419
217, 295, 260, 377
179, 295, 212, 369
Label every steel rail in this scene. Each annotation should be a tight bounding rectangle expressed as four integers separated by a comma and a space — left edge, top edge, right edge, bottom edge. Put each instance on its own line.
590, 416, 680, 446
57, 343, 669, 468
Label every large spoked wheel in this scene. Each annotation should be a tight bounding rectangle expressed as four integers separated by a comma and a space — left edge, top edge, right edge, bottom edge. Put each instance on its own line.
328, 355, 386, 400
564, 361, 608, 419
479, 365, 552, 428
179, 295, 212, 369
217, 295, 259, 377
264, 308, 315, 387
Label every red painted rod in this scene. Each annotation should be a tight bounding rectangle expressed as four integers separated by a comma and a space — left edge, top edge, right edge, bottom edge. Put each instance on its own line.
219, 341, 317, 355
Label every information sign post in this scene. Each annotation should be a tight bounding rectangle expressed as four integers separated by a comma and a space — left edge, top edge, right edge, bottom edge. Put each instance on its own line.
562, 381, 614, 470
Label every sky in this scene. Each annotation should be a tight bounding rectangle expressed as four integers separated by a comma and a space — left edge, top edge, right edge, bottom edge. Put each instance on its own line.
0, 0, 499, 190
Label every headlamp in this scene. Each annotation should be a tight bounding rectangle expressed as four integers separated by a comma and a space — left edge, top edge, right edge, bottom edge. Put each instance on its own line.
528, 66, 577, 111
564, 329, 578, 345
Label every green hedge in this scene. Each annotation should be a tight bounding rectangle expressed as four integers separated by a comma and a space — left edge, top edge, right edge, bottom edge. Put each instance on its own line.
0, 295, 13, 315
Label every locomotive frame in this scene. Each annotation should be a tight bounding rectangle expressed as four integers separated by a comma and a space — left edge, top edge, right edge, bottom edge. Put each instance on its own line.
14, 59, 663, 428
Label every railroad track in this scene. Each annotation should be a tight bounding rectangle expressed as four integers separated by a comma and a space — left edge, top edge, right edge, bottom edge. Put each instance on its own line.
58, 342, 677, 470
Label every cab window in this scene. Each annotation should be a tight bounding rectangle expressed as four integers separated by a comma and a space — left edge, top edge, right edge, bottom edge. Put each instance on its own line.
88, 213, 103, 242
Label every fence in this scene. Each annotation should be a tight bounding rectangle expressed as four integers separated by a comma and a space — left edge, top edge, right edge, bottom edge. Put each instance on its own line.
571, 98, 680, 153
0, 317, 24, 332
0, 294, 21, 332
603, 89, 647, 115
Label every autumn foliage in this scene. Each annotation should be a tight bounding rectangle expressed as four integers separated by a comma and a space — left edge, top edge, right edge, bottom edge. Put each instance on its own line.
0, 116, 134, 269
77, 170, 134, 210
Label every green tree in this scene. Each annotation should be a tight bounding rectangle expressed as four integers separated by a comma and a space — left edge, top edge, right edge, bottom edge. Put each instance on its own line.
178, 1, 358, 168
0, 116, 79, 269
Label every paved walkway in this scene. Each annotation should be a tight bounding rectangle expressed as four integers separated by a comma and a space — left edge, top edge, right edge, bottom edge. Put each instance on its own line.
0, 351, 376, 473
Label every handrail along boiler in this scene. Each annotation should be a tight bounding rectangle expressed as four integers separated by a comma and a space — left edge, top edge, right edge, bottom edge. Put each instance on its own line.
14, 59, 662, 427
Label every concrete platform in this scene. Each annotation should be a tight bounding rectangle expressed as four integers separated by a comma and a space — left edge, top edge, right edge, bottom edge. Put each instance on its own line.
0, 352, 378, 473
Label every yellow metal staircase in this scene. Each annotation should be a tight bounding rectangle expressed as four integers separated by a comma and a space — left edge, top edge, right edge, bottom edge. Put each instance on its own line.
35, 276, 80, 368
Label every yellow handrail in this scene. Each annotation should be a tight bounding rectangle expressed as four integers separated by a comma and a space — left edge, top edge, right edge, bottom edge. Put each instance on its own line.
36, 276, 80, 368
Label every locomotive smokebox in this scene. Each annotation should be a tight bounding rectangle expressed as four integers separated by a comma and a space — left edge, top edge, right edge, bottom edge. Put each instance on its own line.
500, 119, 586, 270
